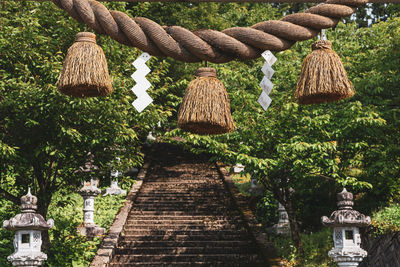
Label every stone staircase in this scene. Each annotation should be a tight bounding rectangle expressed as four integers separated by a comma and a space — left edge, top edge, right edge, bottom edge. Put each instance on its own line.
108, 144, 267, 266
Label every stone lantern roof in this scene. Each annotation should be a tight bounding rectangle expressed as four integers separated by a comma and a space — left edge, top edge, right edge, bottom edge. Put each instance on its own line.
78, 180, 101, 197
321, 188, 371, 227
2, 189, 54, 231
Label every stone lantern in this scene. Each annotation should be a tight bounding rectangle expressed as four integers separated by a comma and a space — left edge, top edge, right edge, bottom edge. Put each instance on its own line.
105, 169, 126, 196
249, 178, 263, 195
321, 188, 371, 267
77, 179, 104, 238
2, 189, 54, 267
273, 203, 290, 235
233, 163, 244, 173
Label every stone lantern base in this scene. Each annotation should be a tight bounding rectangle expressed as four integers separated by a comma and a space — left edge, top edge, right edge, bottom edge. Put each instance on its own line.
8, 251, 47, 266
337, 263, 363, 267
272, 222, 291, 235
328, 247, 367, 267
77, 223, 105, 239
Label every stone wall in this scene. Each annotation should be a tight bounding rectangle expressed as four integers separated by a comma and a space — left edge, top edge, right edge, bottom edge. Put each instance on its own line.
359, 231, 400, 267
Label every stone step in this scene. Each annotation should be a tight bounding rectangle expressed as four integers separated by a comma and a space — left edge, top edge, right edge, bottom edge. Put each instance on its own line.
118, 240, 254, 247
140, 192, 228, 198
115, 246, 259, 255
144, 178, 217, 182
133, 201, 233, 207
119, 234, 251, 242
109, 262, 228, 267
135, 197, 230, 201
133, 200, 231, 205
139, 188, 225, 192
133, 205, 232, 210
111, 254, 263, 263
142, 181, 217, 185
142, 184, 220, 187
126, 219, 243, 225
128, 211, 241, 216
140, 186, 223, 190
123, 224, 244, 231
106, 144, 266, 267
137, 193, 228, 197
126, 215, 242, 221
135, 195, 228, 200
109, 261, 265, 267
129, 207, 237, 212
121, 229, 249, 236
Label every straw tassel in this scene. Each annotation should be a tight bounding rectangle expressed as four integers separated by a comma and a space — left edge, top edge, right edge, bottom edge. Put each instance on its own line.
295, 40, 354, 104
57, 32, 112, 97
178, 67, 235, 135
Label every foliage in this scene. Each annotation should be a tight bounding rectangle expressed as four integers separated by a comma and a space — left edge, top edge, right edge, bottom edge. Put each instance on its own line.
342, 18, 400, 210
162, 16, 399, 259
165, 15, 399, 218
351, 4, 400, 27
370, 204, 400, 234
272, 228, 335, 267
0, 198, 17, 267
46, 189, 126, 267
1, 0, 399, 265
0, 0, 172, 217
0, 185, 128, 267
230, 172, 279, 226
231, 173, 252, 196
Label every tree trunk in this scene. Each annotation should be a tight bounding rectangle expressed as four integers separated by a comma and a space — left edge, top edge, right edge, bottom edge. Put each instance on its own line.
37, 193, 52, 254
285, 201, 305, 261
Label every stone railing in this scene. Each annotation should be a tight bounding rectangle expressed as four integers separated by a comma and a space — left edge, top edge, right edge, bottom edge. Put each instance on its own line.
359, 231, 400, 267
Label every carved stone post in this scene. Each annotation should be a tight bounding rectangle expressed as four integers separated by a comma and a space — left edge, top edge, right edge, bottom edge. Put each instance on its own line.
77, 179, 104, 238
2, 189, 54, 267
273, 203, 290, 235
321, 188, 371, 267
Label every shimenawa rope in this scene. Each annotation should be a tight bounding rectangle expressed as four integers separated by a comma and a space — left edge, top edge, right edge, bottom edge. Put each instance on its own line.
51, 0, 367, 63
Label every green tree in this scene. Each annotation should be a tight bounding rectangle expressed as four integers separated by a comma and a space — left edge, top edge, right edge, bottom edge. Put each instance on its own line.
1, 1, 399, 264
351, 3, 400, 27
0, 0, 173, 248
163, 19, 399, 261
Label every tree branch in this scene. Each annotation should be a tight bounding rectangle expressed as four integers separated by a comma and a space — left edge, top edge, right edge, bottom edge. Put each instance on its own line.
0, 187, 19, 204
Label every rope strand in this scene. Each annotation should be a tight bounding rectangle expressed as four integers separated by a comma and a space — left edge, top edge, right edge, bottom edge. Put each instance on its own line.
51, 0, 367, 63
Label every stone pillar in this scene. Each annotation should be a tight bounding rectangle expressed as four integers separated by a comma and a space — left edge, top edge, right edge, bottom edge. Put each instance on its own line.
77, 179, 104, 238
322, 188, 371, 267
83, 195, 95, 224
273, 203, 290, 235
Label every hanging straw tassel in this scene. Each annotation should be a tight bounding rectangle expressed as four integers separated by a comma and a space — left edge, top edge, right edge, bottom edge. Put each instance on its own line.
178, 67, 235, 135
295, 40, 354, 104
57, 32, 112, 97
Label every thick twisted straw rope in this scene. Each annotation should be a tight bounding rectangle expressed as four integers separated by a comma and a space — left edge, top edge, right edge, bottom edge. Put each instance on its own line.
51, 0, 367, 63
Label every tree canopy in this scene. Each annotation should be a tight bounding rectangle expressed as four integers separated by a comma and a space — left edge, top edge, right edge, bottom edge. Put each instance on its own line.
0, 0, 399, 264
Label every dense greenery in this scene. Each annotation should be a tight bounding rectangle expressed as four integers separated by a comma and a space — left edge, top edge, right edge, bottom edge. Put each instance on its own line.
371, 204, 400, 234
0, 185, 128, 267
272, 228, 335, 266
0, 0, 399, 265
163, 10, 400, 260
0, 0, 172, 229
0, 0, 174, 258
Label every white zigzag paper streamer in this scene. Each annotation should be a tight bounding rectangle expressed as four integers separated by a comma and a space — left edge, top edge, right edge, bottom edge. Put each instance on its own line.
258, 50, 277, 111
131, 52, 153, 113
